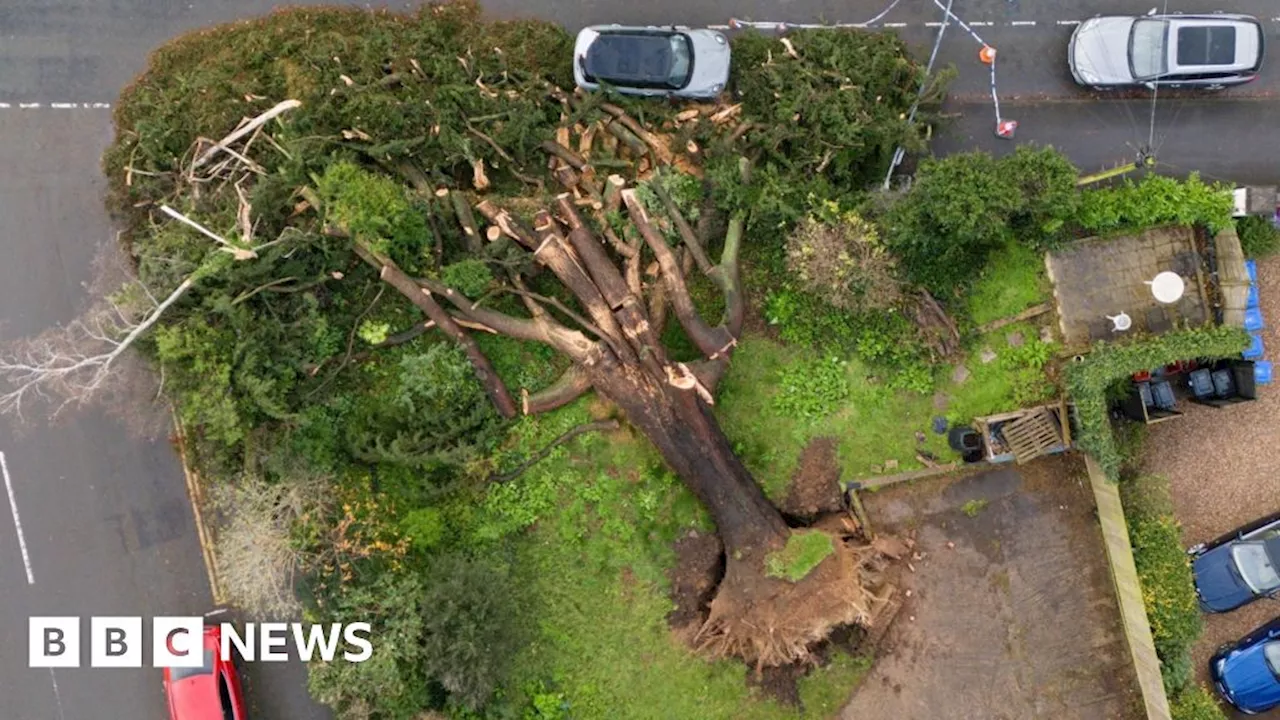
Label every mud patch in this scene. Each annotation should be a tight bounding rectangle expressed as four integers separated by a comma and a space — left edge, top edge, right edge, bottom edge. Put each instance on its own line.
746, 623, 869, 708
665, 529, 724, 631
781, 437, 845, 521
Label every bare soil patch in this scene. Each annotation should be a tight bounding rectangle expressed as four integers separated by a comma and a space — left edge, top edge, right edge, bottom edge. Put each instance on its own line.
780, 436, 845, 521
665, 528, 723, 632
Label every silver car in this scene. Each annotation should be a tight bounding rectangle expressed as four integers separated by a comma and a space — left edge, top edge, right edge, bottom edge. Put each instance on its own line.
1069, 14, 1263, 90
573, 25, 730, 99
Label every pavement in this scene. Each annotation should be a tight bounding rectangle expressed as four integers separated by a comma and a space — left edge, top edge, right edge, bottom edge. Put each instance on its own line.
6, 0, 1280, 718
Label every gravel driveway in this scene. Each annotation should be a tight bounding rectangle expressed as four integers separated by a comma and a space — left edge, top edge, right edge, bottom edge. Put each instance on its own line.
842, 457, 1140, 720
1140, 255, 1280, 716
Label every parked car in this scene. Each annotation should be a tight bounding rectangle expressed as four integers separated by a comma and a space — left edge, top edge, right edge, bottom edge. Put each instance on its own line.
163, 622, 247, 720
573, 25, 729, 99
1210, 615, 1280, 715
1189, 512, 1280, 613
1068, 13, 1264, 90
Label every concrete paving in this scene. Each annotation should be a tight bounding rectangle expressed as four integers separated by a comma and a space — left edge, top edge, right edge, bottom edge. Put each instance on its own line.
6, 0, 1280, 718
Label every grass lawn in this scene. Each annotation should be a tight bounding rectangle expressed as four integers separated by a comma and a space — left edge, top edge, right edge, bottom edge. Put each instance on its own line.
965, 239, 1050, 327
486, 403, 873, 719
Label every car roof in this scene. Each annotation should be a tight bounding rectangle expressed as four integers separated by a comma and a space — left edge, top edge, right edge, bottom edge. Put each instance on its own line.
1161, 16, 1262, 72
166, 627, 229, 720
584, 30, 682, 86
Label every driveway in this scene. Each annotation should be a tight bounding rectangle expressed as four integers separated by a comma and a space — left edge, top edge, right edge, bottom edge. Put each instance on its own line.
843, 456, 1140, 720
1141, 253, 1280, 717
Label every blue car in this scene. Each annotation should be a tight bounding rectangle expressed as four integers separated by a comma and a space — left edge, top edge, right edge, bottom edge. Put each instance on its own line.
1210, 616, 1280, 714
1190, 513, 1280, 613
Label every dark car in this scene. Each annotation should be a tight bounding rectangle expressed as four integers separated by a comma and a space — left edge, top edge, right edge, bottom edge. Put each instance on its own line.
1069, 13, 1264, 90
1190, 513, 1280, 613
1210, 615, 1280, 714
163, 623, 248, 720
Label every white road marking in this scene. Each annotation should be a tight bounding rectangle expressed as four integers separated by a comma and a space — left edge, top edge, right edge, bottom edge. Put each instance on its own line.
1010, 20, 1036, 26
1, 451, 35, 584
48, 669, 65, 720
0, 101, 111, 109
884, 22, 908, 28
969, 21, 993, 27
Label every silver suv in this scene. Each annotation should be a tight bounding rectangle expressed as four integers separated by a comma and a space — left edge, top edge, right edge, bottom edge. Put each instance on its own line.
1069, 13, 1264, 90
573, 25, 730, 99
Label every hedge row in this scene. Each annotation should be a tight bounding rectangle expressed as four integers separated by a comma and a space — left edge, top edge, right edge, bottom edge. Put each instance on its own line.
1065, 325, 1250, 479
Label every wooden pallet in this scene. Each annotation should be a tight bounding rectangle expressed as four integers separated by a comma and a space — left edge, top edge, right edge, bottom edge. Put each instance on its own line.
1001, 407, 1064, 464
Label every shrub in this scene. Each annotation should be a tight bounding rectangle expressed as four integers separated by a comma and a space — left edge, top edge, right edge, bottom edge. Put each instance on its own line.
1002, 145, 1079, 249
1170, 684, 1228, 720
773, 356, 851, 420
883, 152, 1020, 294
785, 206, 903, 312
1076, 173, 1235, 235
1236, 214, 1280, 258
1065, 325, 1250, 479
1121, 474, 1202, 695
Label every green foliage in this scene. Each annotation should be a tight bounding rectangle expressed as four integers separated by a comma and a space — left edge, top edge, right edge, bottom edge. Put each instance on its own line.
357, 320, 391, 345
1065, 325, 1250, 479
308, 570, 431, 719
1170, 684, 1228, 720
1001, 145, 1080, 249
347, 344, 504, 479
721, 30, 936, 231
785, 206, 902, 312
317, 161, 430, 269
308, 553, 520, 716
419, 554, 522, 711
153, 318, 244, 446
1076, 173, 1235, 235
773, 356, 850, 420
765, 530, 835, 581
439, 258, 494, 297
961, 499, 988, 517
1120, 475, 1202, 695
1236, 214, 1280, 258
998, 334, 1058, 408
884, 147, 1078, 295
399, 507, 445, 550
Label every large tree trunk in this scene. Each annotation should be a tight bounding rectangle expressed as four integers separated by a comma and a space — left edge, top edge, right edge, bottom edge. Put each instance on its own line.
584, 356, 788, 556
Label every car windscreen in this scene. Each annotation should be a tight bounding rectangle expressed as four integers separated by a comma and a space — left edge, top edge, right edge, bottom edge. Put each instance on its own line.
1231, 541, 1280, 594
1130, 19, 1169, 79
1176, 26, 1236, 67
583, 32, 693, 90
169, 649, 216, 682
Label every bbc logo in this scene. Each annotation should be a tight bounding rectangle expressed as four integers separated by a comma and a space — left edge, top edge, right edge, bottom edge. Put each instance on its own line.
31, 616, 209, 668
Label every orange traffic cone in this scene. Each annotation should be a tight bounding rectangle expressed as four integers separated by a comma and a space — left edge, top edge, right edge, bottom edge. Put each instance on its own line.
979, 45, 997, 64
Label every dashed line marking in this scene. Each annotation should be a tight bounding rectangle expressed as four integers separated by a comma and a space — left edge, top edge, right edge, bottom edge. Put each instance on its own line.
884, 22, 908, 28
969, 21, 993, 27
1057, 20, 1081, 26
1010, 20, 1036, 26
1, 451, 35, 585
0, 101, 111, 109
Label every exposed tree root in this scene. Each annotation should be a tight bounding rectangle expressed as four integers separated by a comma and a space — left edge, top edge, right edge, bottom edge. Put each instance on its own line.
695, 528, 896, 673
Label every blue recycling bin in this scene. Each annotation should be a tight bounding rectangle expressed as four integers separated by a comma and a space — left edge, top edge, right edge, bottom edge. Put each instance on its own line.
1245, 306, 1265, 332
1244, 333, 1266, 360
1246, 259, 1258, 285
1248, 283, 1261, 310
1255, 360, 1273, 385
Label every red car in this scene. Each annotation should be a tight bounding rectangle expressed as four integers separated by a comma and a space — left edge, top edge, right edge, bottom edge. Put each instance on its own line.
163, 623, 248, 720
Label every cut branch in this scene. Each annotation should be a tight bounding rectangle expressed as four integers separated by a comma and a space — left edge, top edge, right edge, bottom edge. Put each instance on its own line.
490, 419, 619, 483
622, 188, 726, 358
192, 99, 301, 169
521, 365, 593, 415
350, 242, 518, 418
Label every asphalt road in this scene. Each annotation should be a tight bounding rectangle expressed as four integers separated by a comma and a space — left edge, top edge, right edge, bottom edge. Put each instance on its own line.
5, 1, 1280, 719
